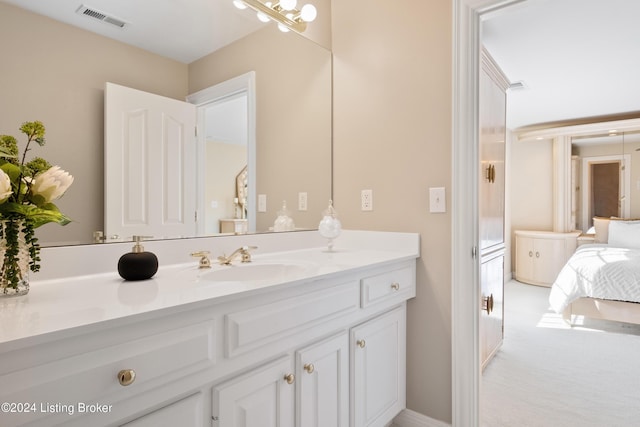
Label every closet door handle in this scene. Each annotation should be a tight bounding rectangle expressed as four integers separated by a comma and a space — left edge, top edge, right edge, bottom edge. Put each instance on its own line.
529, 251, 533, 257
483, 294, 494, 315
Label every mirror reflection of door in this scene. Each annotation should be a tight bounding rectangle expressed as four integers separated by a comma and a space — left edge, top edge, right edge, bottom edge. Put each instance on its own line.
580, 154, 631, 231
201, 93, 248, 234
590, 161, 620, 222
188, 71, 257, 237
104, 82, 197, 241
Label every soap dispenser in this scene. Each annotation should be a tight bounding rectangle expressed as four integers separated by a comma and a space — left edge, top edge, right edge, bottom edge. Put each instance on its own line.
273, 200, 295, 232
118, 236, 159, 281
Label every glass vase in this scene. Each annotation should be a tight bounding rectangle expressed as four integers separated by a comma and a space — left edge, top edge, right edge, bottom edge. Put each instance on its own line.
0, 219, 31, 298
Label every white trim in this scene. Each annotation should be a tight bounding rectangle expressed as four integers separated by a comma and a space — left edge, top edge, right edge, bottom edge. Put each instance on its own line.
392, 409, 451, 427
452, 1, 524, 426
553, 136, 572, 232
186, 71, 257, 234
517, 117, 640, 142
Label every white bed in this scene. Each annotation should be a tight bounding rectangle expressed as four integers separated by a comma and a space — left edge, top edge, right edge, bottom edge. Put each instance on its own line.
550, 219, 640, 325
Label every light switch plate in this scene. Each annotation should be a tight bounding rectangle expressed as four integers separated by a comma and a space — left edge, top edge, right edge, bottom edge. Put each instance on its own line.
298, 192, 308, 211
258, 194, 267, 212
429, 187, 446, 213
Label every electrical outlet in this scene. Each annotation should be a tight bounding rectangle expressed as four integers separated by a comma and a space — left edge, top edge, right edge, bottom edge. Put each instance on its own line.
258, 194, 267, 212
361, 189, 373, 211
298, 192, 308, 211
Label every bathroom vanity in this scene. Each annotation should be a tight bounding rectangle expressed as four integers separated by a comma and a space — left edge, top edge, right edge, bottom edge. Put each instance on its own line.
0, 231, 418, 427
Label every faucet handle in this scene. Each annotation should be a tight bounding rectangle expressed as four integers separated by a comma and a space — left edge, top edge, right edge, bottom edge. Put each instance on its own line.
240, 245, 257, 263
191, 251, 212, 268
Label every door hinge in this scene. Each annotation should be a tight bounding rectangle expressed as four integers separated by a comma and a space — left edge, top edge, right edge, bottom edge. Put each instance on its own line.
472, 246, 478, 259
195, 211, 198, 222
195, 126, 198, 137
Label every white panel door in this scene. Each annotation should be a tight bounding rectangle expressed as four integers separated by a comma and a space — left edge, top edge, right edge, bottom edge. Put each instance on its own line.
213, 357, 295, 427
105, 82, 196, 240
297, 332, 349, 427
351, 307, 406, 427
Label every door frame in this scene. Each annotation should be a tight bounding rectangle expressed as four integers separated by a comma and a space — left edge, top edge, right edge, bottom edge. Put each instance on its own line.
452, 0, 524, 425
186, 72, 257, 235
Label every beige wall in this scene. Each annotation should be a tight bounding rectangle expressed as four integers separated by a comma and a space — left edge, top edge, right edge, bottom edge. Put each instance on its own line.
509, 138, 554, 270
332, 0, 453, 423
0, 2, 188, 244
189, 27, 332, 232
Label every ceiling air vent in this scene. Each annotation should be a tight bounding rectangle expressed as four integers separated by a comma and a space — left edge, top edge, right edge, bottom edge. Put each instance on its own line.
508, 81, 528, 91
76, 5, 127, 28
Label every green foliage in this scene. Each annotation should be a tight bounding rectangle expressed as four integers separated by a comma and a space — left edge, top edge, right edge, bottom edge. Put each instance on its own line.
0, 135, 19, 161
25, 157, 51, 177
0, 121, 73, 289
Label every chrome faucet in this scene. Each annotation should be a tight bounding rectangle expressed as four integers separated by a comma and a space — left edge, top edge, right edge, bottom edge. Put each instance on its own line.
217, 246, 257, 265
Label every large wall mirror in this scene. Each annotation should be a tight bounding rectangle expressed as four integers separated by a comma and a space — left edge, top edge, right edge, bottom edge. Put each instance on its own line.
0, 0, 332, 246
517, 118, 640, 234
572, 130, 640, 232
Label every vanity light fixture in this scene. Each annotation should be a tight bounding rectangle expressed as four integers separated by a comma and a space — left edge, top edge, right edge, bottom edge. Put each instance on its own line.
233, 0, 317, 33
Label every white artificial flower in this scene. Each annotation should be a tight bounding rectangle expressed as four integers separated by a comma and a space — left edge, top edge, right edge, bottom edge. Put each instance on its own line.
0, 169, 12, 203
31, 166, 74, 203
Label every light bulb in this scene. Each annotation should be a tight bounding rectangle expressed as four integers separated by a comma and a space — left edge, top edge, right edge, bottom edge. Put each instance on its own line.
300, 4, 317, 22
233, 0, 247, 9
257, 11, 270, 22
278, 23, 290, 32
280, 0, 297, 11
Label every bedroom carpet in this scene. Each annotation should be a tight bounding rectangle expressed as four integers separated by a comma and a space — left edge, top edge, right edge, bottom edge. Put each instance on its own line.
481, 280, 640, 427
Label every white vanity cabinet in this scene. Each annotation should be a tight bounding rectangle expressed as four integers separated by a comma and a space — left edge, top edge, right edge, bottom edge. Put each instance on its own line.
122, 393, 205, 427
0, 253, 416, 427
214, 356, 296, 427
213, 332, 349, 427
351, 307, 406, 427
515, 230, 580, 286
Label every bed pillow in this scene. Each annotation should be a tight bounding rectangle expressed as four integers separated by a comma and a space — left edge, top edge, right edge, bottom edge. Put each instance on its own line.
592, 217, 610, 243
608, 220, 640, 249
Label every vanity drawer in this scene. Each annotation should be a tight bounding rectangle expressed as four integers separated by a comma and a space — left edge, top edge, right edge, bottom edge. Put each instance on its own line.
360, 266, 416, 308
0, 321, 215, 426
225, 281, 359, 358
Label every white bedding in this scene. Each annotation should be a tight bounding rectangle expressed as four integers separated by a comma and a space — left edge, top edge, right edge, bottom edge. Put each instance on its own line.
549, 244, 640, 313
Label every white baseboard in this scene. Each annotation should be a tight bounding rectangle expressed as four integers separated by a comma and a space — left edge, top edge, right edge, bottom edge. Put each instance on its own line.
392, 409, 451, 427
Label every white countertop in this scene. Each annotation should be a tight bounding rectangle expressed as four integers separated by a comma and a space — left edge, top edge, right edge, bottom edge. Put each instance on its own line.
0, 240, 419, 348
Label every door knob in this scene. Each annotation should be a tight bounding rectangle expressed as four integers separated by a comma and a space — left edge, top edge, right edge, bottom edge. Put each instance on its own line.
283, 373, 295, 384
356, 339, 366, 348
304, 363, 315, 374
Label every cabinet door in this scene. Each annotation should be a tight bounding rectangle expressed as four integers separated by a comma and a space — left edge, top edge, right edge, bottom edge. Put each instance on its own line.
297, 332, 349, 427
121, 392, 204, 427
533, 238, 567, 285
213, 357, 295, 427
352, 306, 406, 427
479, 67, 506, 252
480, 252, 504, 368
515, 235, 535, 283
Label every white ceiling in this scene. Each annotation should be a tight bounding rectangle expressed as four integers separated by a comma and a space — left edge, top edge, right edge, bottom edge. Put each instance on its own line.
482, 0, 640, 130
1, 0, 265, 64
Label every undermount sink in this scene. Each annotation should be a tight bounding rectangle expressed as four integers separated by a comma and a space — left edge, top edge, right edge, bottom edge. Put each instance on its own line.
199, 262, 311, 283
